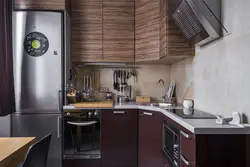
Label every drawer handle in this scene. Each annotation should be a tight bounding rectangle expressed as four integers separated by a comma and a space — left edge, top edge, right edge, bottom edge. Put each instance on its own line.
113, 111, 125, 114
181, 155, 191, 166
180, 130, 191, 139
143, 112, 153, 116
57, 116, 62, 138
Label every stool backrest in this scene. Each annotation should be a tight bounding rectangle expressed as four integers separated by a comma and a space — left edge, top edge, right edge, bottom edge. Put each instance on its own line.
22, 133, 52, 167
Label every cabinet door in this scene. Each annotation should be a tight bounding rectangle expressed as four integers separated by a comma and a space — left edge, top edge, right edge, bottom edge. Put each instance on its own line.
180, 130, 196, 163
71, 0, 103, 63
138, 110, 164, 167
101, 110, 137, 167
180, 156, 196, 167
135, 0, 160, 62
63, 159, 100, 167
14, 0, 69, 10
103, 0, 135, 62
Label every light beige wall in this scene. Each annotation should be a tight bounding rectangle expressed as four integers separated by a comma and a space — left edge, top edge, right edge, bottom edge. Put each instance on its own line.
170, 0, 250, 120
100, 65, 170, 101
77, 65, 170, 101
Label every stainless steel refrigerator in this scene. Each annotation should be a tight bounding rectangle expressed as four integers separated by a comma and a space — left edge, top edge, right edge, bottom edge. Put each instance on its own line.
11, 11, 71, 167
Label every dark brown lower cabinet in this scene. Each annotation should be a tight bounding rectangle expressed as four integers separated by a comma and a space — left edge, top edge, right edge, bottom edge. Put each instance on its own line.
179, 125, 246, 167
101, 110, 138, 167
138, 110, 166, 167
63, 159, 101, 167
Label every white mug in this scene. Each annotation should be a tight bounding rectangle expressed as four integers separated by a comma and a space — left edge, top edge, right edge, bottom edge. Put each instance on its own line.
183, 99, 194, 108
183, 108, 194, 115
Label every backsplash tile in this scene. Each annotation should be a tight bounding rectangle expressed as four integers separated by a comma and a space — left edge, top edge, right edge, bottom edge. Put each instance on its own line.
76, 64, 170, 101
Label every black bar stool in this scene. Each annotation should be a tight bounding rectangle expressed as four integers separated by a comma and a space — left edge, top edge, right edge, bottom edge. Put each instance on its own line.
67, 121, 97, 153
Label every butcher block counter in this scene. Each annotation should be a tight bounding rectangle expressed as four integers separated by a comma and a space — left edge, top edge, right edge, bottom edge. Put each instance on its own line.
0, 137, 36, 167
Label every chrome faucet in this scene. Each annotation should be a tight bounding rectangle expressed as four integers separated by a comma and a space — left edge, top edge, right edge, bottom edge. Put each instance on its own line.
157, 79, 165, 102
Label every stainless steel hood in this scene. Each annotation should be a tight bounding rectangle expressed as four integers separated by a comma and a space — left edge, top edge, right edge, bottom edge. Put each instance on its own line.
171, 0, 226, 46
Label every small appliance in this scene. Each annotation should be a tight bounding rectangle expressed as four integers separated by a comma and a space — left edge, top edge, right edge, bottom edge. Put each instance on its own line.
163, 121, 180, 167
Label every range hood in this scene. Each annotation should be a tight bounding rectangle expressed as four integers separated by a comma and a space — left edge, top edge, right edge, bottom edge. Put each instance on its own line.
172, 0, 225, 46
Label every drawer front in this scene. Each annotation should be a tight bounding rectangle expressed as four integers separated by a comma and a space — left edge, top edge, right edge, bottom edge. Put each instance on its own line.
180, 157, 196, 167
180, 130, 196, 163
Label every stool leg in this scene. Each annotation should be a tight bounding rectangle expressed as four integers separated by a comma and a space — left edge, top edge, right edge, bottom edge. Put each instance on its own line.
69, 127, 76, 153
91, 124, 95, 149
76, 126, 82, 152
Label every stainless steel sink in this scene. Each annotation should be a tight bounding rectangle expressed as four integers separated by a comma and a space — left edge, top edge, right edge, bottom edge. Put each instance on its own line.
142, 103, 174, 108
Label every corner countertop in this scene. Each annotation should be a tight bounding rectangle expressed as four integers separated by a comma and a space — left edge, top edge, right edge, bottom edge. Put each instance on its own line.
63, 103, 250, 135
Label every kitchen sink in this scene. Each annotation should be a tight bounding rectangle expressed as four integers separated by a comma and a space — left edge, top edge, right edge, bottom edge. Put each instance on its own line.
142, 103, 174, 108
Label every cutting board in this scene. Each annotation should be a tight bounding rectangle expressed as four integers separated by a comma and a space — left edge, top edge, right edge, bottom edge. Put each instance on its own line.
136, 96, 151, 104
74, 101, 113, 108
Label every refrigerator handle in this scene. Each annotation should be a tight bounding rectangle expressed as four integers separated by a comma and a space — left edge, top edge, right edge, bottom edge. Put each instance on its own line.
57, 116, 62, 138
58, 90, 62, 111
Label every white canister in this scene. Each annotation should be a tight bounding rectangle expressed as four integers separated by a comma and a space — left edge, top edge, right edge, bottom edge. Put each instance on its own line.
183, 99, 194, 108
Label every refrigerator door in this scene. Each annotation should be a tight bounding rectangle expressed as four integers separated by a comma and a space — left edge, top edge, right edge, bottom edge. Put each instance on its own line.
12, 11, 63, 113
12, 113, 62, 167
0, 115, 11, 137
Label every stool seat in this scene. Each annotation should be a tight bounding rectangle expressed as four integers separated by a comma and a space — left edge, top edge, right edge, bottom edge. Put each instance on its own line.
67, 121, 97, 126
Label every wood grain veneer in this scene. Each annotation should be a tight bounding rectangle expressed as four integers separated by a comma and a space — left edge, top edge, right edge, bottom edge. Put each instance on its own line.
165, 0, 195, 58
135, 0, 160, 62
103, 0, 135, 62
135, 0, 195, 64
14, 0, 69, 10
71, 0, 103, 62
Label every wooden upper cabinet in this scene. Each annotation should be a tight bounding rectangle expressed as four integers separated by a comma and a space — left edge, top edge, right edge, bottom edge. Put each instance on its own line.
160, 0, 195, 63
14, 0, 70, 10
71, 0, 103, 63
103, 0, 135, 62
135, 0, 160, 62
135, 0, 195, 64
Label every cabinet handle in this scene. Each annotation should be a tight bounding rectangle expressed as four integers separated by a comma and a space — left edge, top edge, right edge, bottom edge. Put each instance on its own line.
113, 111, 126, 114
181, 155, 191, 166
57, 116, 62, 138
58, 90, 62, 111
180, 130, 191, 139
143, 112, 153, 116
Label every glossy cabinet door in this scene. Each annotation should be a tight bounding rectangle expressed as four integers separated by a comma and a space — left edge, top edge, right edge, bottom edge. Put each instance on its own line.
101, 110, 137, 167
14, 0, 69, 10
103, 0, 135, 62
63, 159, 101, 167
138, 110, 164, 167
180, 160, 195, 167
71, 0, 103, 63
180, 129, 196, 166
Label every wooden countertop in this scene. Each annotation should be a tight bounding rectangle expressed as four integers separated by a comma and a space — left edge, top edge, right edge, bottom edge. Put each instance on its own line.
0, 137, 36, 167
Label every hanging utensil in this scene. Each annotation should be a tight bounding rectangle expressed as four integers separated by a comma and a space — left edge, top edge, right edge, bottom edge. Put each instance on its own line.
124, 70, 127, 84
113, 70, 117, 90
127, 70, 132, 80
120, 70, 123, 84
130, 69, 138, 84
